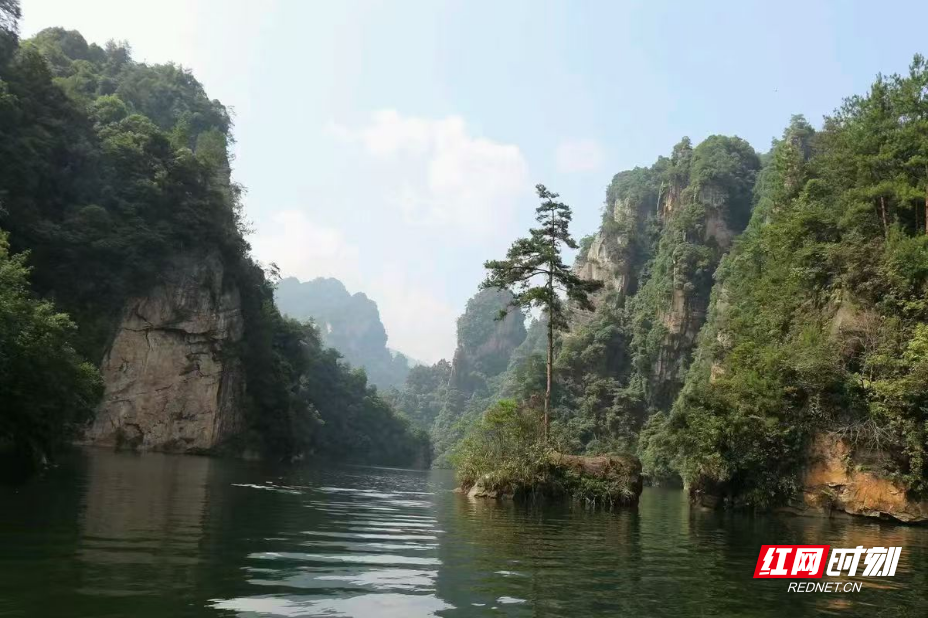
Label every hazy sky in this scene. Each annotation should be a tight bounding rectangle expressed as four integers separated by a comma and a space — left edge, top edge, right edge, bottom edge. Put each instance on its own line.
21, 0, 928, 363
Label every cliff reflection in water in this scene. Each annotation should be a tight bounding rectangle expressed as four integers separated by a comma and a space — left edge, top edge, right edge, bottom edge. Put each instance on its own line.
2, 449, 928, 617
75, 451, 211, 603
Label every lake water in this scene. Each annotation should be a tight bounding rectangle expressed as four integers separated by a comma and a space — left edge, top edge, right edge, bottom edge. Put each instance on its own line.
0, 448, 926, 617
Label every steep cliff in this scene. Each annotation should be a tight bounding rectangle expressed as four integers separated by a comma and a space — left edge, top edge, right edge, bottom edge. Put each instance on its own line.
627, 136, 758, 407
552, 136, 758, 455
448, 288, 527, 395
658, 84, 928, 512
574, 168, 658, 302
0, 25, 431, 467
86, 252, 244, 452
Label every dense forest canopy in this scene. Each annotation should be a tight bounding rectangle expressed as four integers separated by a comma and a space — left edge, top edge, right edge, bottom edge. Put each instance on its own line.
0, 5, 427, 468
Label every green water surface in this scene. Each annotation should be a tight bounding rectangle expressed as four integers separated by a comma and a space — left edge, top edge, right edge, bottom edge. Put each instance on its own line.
1, 448, 925, 617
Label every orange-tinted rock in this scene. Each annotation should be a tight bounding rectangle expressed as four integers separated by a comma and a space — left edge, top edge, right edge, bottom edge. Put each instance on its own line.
782, 434, 928, 524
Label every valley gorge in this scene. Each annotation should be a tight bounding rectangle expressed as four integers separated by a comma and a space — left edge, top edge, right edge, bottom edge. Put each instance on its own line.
7, 4, 928, 617
3, 11, 928, 526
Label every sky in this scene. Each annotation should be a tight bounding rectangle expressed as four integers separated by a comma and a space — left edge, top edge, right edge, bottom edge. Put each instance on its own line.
20, 0, 928, 363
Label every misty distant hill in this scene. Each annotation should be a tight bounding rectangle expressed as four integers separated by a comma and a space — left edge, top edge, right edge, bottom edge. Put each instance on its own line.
275, 277, 411, 389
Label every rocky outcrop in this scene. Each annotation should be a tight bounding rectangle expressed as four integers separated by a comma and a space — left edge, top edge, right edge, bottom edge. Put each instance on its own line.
575, 197, 646, 299
576, 232, 623, 291
85, 252, 244, 453
780, 435, 928, 524
690, 434, 928, 523
462, 453, 643, 508
571, 138, 756, 412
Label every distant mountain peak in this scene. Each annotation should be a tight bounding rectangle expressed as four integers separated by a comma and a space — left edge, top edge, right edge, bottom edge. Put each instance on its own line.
274, 277, 411, 389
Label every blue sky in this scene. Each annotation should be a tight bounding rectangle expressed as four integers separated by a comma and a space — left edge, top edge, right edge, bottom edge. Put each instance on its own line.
22, 0, 928, 362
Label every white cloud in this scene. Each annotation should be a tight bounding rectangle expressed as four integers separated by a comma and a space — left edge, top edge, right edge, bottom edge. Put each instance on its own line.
250, 211, 457, 363
329, 110, 529, 235
556, 138, 606, 173
368, 267, 459, 365
250, 210, 361, 286
252, 110, 531, 362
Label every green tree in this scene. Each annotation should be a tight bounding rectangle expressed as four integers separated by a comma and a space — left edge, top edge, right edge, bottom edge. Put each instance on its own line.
0, 0, 19, 29
891, 54, 928, 235
450, 399, 545, 491
482, 185, 603, 439
0, 230, 103, 464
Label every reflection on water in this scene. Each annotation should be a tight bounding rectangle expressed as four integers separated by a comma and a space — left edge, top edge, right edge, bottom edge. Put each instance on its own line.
0, 449, 926, 617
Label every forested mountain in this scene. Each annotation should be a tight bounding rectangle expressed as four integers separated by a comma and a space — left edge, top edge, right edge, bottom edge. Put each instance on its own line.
409, 56, 928, 519
390, 288, 532, 463
402, 136, 761, 465
557, 135, 760, 455
0, 7, 428, 468
274, 276, 411, 389
4, 0, 928, 517
646, 64, 928, 508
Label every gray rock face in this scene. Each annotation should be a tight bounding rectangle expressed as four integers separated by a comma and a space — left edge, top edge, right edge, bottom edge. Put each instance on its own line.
575, 197, 639, 298
85, 252, 244, 452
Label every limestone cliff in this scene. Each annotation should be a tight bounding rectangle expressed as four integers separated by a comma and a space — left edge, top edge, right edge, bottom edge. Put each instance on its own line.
85, 252, 244, 452
571, 136, 758, 410
575, 196, 649, 299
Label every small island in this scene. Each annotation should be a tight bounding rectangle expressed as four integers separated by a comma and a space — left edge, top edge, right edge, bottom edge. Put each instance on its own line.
452, 400, 643, 508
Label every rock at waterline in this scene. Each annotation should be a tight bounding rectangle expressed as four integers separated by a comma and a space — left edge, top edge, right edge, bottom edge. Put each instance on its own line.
689, 434, 928, 524
782, 434, 928, 524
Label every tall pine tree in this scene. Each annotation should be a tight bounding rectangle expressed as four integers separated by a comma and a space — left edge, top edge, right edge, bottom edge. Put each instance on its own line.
482, 184, 602, 439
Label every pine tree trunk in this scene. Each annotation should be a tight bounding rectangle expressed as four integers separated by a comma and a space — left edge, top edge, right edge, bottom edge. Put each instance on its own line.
544, 271, 553, 443
924, 166, 927, 235
880, 196, 888, 238
917, 194, 921, 234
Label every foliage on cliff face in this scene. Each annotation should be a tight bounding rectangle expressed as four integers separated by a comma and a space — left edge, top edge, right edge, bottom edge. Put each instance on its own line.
451, 59, 928, 503
409, 137, 760, 466
0, 231, 102, 461
652, 60, 928, 505
0, 26, 244, 362
0, 14, 427, 466
452, 288, 527, 391
626, 136, 759, 406
275, 276, 412, 390
546, 135, 759, 459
